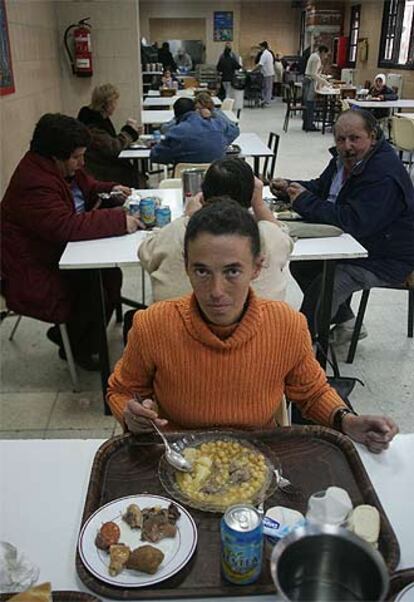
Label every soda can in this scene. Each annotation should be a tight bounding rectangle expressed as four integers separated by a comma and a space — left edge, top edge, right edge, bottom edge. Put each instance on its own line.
128, 200, 140, 217
139, 197, 156, 226
155, 205, 171, 228
220, 504, 263, 585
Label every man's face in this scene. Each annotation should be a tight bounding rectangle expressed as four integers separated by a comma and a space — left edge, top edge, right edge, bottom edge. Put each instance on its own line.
334, 115, 376, 170
185, 233, 262, 326
55, 147, 86, 178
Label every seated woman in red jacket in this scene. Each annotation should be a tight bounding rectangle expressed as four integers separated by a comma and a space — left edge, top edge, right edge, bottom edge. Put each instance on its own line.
1, 113, 142, 370
107, 199, 398, 454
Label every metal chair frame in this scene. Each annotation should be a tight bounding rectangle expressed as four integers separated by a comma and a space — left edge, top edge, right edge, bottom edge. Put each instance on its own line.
262, 132, 280, 182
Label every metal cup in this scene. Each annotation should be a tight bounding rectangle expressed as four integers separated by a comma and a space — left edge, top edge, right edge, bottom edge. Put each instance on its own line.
270, 523, 389, 602
182, 168, 206, 204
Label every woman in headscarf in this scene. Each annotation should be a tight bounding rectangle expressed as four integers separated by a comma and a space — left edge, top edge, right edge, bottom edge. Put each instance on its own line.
367, 74, 398, 119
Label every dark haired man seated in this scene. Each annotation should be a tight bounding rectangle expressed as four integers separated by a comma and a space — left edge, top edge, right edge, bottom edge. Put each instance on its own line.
108, 199, 398, 454
150, 98, 238, 166
1, 113, 143, 369
272, 109, 414, 344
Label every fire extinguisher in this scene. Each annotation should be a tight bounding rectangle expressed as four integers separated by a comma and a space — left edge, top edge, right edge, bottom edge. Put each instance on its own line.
64, 17, 93, 77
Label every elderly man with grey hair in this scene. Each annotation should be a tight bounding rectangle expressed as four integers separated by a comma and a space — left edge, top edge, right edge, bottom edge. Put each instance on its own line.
272, 109, 414, 344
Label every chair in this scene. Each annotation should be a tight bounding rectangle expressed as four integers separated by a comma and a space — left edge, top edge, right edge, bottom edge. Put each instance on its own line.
346, 275, 414, 364
390, 116, 414, 172
221, 98, 235, 111
183, 77, 199, 89
339, 99, 351, 112
282, 84, 305, 132
0, 299, 80, 391
173, 163, 211, 178
159, 178, 182, 189
261, 132, 280, 182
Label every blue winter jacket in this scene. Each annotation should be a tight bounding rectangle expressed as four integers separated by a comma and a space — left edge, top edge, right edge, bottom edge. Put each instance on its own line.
150, 110, 238, 165
293, 136, 414, 283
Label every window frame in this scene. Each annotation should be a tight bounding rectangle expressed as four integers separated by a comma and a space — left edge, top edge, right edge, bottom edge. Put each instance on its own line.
378, 0, 414, 70
347, 4, 361, 67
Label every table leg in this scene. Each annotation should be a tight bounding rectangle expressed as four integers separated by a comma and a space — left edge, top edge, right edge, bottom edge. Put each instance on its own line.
253, 156, 260, 177
322, 96, 328, 135
315, 260, 336, 370
93, 269, 111, 414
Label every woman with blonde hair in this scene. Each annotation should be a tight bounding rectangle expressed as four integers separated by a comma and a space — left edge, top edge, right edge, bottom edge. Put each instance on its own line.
194, 91, 239, 143
78, 83, 143, 187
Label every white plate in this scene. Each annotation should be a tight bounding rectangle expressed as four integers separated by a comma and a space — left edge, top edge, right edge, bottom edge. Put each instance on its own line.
78, 494, 197, 588
396, 583, 414, 602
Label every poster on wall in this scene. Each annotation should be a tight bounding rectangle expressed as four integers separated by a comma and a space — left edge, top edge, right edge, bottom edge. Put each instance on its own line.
0, 0, 15, 96
214, 11, 233, 42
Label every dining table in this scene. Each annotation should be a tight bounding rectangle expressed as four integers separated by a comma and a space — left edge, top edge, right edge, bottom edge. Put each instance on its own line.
143, 96, 221, 108
1, 434, 413, 600
349, 99, 414, 111
59, 186, 367, 409
141, 109, 238, 128
119, 133, 273, 177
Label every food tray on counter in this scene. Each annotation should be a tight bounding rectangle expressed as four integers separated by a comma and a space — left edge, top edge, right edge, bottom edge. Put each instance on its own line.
0, 593, 100, 601
76, 426, 400, 600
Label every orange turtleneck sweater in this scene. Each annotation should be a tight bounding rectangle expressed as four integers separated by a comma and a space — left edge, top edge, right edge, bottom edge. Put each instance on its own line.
107, 291, 346, 429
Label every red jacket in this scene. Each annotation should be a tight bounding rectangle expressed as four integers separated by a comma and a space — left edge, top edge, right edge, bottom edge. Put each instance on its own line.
1, 151, 127, 323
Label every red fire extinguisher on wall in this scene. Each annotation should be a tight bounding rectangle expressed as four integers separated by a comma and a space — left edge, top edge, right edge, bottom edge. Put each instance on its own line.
64, 17, 93, 77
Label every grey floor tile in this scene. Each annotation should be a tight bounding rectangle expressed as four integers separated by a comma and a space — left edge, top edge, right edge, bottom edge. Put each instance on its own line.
47, 390, 117, 430
0, 391, 56, 430
43, 428, 114, 440
0, 430, 46, 439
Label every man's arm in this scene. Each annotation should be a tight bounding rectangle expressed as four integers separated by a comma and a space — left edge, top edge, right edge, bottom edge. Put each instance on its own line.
292, 176, 405, 239
150, 130, 179, 165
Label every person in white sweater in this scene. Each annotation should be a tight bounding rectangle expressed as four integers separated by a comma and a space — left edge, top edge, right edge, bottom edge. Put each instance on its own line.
138, 158, 294, 303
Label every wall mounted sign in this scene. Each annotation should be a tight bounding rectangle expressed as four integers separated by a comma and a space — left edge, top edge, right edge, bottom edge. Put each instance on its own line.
0, 0, 15, 95
214, 11, 233, 42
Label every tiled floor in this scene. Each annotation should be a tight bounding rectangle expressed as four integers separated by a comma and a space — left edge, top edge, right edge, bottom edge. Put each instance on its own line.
1, 99, 413, 437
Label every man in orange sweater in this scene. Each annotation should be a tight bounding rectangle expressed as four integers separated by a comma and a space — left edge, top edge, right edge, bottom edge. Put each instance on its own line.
107, 200, 398, 453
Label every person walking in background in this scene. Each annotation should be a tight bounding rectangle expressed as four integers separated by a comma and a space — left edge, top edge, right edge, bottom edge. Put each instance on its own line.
217, 46, 241, 98
77, 83, 143, 188
302, 45, 329, 131
253, 41, 275, 107
273, 53, 284, 97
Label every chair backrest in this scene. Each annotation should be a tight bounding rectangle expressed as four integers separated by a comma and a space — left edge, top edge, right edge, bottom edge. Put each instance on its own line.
173, 162, 211, 178
262, 132, 280, 181
183, 77, 199, 89
159, 178, 182, 189
221, 98, 235, 111
390, 117, 414, 152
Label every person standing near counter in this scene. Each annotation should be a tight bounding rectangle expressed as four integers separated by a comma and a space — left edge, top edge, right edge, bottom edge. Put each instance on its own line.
252, 41, 275, 107
1, 113, 142, 370
302, 45, 329, 132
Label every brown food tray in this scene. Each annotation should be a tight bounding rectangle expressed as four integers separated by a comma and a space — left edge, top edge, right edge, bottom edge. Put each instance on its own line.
0, 592, 100, 601
388, 569, 414, 601
76, 427, 400, 599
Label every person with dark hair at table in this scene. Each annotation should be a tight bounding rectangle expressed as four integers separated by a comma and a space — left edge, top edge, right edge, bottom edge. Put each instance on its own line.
271, 109, 414, 344
77, 83, 143, 187
366, 73, 398, 120
138, 157, 292, 303
108, 199, 398, 454
150, 98, 234, 165
1, 113, 142, 370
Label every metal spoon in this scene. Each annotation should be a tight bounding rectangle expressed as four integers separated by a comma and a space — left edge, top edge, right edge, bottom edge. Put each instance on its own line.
150, 419, 193, 473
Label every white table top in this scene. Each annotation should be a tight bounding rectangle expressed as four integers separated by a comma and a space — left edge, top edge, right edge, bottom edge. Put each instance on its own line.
317, 87, 341, 96
1, 435, 412, 600
119, 133, 272, 161
349, 99, 414, 109
395, 112, 414, 120
144, 96, 221, 107
141, 109, 238, 125
60, 187, 367, 270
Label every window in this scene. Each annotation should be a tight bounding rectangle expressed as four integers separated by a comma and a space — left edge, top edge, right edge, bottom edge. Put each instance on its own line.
347, 4, 361, 66
379, 0, 414, 69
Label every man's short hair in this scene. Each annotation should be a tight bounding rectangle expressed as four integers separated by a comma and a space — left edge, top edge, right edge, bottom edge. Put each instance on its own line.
318, 45, 329, 54
173, 98, 195, 120
184, 198, 261, 265
334, 109, 380, 139
259, 41, 268, 49
30, 113, 91, 160
202, 158, 255, 209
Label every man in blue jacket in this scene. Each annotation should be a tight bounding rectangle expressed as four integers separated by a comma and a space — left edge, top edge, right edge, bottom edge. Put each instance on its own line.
272, 109, 414, 342
150, 98, 238, 165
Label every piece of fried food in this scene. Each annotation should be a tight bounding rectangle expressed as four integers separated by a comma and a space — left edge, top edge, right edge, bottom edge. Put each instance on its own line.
95, 521, 121, 550
108, 543, 130, 576
141, 506, 177, 543
123, 503, 142, 528
126, 544, 164, 574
